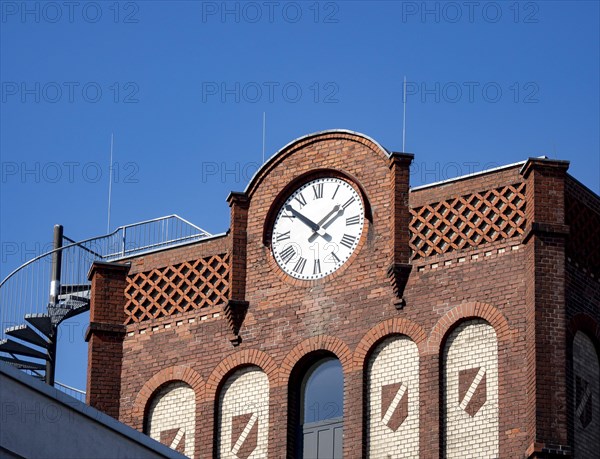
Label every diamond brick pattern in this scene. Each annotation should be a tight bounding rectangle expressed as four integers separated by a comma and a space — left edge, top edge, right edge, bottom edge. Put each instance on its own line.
124, 254, 230, 324
410, 183, 527, 259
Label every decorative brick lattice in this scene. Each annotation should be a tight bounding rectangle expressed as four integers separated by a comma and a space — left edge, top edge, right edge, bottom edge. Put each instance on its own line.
566, 192, 600, 273
410, 183, 527, 259
124, 254, 230, 325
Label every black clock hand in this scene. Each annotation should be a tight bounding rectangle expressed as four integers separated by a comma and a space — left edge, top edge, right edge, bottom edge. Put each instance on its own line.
308, 206, 345, 243
284, 205, 333, 241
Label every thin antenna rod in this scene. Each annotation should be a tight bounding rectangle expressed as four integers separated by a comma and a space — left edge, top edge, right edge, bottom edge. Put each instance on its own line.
262, 112, 266, 164
402, 76, 407, 152
107, 133, 114, 233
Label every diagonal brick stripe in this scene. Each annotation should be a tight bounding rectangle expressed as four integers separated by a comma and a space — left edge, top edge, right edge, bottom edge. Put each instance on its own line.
160, 428, 185, 454
231, 413, 258, 459
381, 382, 408, 431
576, 376, 593, 428
459, 367, 487, 417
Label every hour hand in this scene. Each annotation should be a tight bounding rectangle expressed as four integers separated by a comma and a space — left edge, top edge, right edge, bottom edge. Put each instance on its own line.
284, 205, 332, 241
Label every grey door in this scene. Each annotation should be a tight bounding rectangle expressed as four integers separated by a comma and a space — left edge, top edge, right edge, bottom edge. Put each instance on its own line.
302, 417, 343, 459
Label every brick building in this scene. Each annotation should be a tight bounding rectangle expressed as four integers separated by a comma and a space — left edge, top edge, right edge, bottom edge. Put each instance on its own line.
85, 130, 600, 458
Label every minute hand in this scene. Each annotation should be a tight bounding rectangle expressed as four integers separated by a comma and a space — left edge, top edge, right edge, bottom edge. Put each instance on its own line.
284, 205, 332, 241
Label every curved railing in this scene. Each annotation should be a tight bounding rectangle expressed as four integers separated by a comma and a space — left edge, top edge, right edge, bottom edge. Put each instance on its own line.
0, 215, 211, 342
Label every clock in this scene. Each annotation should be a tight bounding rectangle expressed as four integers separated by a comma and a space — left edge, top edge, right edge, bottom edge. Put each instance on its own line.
271, 177, 365, 280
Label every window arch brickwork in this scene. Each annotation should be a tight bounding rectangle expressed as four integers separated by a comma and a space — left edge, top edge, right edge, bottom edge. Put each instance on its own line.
442, 319, 499, 459
146, 381, 196, 457
217, 366, 270, 459
367, 335, 419, 458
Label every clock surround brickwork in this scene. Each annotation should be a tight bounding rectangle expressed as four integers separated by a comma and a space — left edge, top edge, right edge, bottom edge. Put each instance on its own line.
85, 131, 600, 458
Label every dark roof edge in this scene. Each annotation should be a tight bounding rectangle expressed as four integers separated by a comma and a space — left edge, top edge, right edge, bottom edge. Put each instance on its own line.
0, 362, 187, 458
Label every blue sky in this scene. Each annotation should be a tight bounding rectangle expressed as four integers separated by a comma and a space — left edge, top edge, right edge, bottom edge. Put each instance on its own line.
1, 1, 599, 390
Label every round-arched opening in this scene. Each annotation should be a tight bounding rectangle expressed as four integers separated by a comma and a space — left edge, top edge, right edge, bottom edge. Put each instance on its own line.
288, 353, 344, 458
144, 381, 195, 457
302, 357, 344, 424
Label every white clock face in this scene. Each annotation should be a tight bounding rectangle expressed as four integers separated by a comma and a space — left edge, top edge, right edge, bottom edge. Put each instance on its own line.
271, 177, 365, 280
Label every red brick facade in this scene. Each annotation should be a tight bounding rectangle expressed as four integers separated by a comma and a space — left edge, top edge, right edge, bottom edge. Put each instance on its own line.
86, 130, 600, 458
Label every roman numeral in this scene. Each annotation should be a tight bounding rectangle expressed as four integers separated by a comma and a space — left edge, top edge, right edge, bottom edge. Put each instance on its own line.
294, 193, 307, 208
340, 234, 356, 249
331, 184, 340, 200
342, 197, 355, 210
281, 211, 295, 219
275, 231, 290, 241
312, 183, 324, 199
293, 257, 307, 274
313, 259, 321, 275
346, 215, 360, 226
280, 245, 296, 263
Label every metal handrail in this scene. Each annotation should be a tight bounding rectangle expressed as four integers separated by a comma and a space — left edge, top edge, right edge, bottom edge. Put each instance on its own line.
0, 215, 212, 346
0, 215, 211, 287
55, 380, 86, 401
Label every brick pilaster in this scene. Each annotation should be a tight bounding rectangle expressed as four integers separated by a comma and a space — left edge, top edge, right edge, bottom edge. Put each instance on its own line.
521, 158, 571, 458
85, 261, 129, 419
225, 191, 250, 344
387, 152, 414, 307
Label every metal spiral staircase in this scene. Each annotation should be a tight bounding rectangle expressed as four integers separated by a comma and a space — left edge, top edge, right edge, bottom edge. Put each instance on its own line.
0, 215, 211, 392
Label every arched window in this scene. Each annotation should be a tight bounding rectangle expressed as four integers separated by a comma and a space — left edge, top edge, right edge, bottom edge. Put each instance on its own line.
572, 331, 600, 458
145, 381, 195, 457
217, 366, 270, 459
366, 335, 419, 458
291, 356, 344, 459
441, 319, 499, 459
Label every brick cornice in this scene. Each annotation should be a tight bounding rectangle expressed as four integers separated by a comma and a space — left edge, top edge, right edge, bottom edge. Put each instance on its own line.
84, 321, 126, 342
519, 157, 570, 179
87, 261, 130, 281
227, 191, 250, 208
388, 151, 414, 168
523, 222, 570, 243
